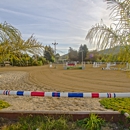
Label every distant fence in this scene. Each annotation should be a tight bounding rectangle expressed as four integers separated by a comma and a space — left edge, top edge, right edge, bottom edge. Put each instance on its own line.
0, 90, 130, 98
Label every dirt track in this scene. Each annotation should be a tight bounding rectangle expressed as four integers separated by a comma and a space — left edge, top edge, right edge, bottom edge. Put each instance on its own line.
0, 64, 130, 92
0, 64, 130, 111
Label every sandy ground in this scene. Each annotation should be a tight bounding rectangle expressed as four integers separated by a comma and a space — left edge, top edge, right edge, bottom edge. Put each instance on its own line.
0, 64, 130, 111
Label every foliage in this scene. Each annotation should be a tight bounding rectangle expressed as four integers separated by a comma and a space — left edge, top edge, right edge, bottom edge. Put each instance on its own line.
100, 98, 130, 115
0, 22, 44, 64
68, 45, 88, 62
44, 45, 55, 62
0, 100, 10, 109
78, 44, 88, 62
55, 53, 60, 61
118, 45, 130, 63
68, 47, 78, 61
2, 115, 77, 130
100, 54, 118, 62
86, 0, 130, 62
1, 114, 129, 130
37, 60, 43, 66
3, 53, 47, 66
76, 113, 105, 130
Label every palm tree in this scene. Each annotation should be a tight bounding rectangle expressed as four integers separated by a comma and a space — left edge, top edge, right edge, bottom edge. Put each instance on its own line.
86, 0, 130, 62
0, 22, 44, 64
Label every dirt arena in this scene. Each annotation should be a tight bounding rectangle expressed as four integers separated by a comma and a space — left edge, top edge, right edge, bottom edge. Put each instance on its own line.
0, 64, 130, 111
0, 64, 130, 92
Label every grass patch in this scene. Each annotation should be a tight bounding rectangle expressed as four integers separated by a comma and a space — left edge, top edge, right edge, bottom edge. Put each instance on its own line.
0, 100, 10, 110
67, 66, 82, 70
1, 114, 129, 130
1, 115, 77, 130
100, 98, 130, 115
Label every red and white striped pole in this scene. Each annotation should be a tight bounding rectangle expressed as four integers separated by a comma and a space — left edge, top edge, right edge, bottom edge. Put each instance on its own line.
0, 90, 130, 98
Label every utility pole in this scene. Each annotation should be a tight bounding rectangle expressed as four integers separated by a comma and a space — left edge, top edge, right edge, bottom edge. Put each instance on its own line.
82, 50, 83, 66
52, 41, 58, 68
80, 49, 84, 66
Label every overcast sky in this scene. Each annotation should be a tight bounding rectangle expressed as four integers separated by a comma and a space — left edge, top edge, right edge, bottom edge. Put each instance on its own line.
0, 0, 112, 55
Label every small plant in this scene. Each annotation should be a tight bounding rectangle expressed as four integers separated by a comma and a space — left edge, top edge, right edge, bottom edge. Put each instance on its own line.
100, 98, 130, 114
39, 116, 72, 130
0, 100, 10, 109
2, 115, 76, 130
76, 113, 105, 130
126, 116, 130, 124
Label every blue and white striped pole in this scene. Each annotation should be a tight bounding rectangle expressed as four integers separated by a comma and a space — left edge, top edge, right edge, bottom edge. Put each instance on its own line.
0, 90, 130, 98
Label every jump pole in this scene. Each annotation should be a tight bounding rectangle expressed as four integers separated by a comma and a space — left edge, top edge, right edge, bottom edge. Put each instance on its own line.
0, 90, 130, 98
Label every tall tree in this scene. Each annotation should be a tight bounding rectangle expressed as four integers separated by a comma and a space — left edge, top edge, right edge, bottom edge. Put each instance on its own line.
68, 47, 78, 61
78, 44, 88, 62
44, 45, 54, 62
86, 0, 130, 62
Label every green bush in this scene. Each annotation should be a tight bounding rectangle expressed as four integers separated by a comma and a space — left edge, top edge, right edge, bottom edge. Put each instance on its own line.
100, 98, 130, 115
2, 115, 76, 130
77, 113, 105, 130
0, 100, 10, 110
37, 60, 43, 66
4, 114, 129, 130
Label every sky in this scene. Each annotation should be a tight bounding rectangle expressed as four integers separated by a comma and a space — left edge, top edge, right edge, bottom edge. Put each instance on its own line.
0, 0, 112, 55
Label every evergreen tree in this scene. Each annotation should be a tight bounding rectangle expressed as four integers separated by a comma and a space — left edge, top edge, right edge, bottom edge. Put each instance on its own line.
68, 47, 78, 61
44, 45, 54, 62
78, 44, 88, 62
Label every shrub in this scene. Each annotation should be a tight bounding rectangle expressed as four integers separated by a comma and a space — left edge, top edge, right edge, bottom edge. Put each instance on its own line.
76, 113, 105, 130
0, 100, 10, 110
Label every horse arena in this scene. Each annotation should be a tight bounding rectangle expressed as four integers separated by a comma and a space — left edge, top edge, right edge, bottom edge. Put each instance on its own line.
0, 64, 130, 111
